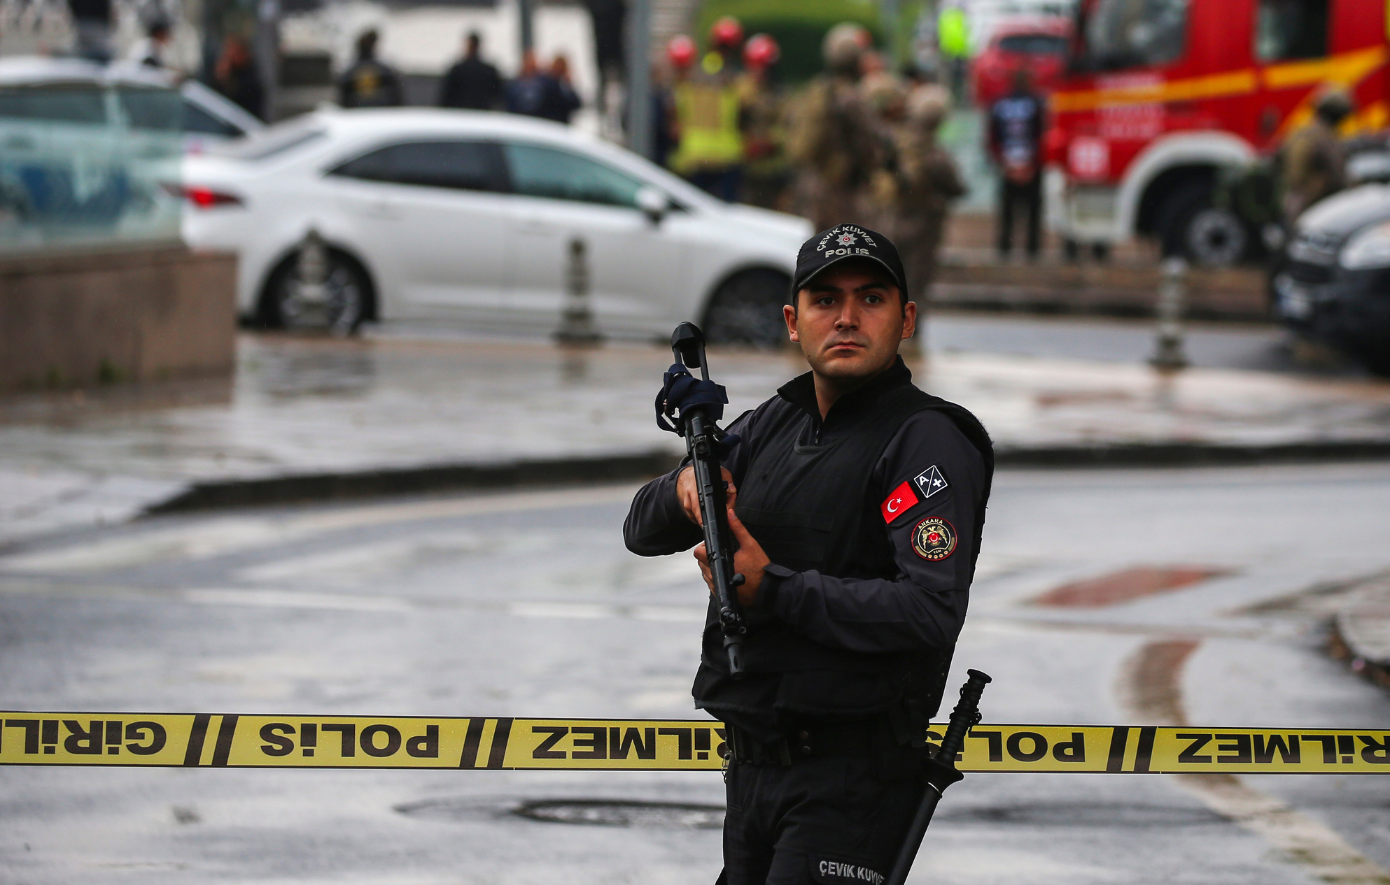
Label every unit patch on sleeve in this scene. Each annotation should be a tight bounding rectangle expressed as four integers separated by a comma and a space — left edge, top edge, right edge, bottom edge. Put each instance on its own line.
913, 465, 949, 501
911, 516, 957, 561
880, 481, 919, 524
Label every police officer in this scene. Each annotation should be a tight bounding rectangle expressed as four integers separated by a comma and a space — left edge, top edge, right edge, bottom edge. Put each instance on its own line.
338, 30, 404, 109
625, 223, 994, 885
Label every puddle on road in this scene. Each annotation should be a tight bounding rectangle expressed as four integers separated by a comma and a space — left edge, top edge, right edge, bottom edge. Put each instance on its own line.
397, 797, 725, 829
944, 802, 1224, 828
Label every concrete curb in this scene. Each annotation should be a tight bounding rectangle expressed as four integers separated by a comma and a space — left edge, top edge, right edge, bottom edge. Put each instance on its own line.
140, 440, 1390, 516
1328, 574, 1390, 691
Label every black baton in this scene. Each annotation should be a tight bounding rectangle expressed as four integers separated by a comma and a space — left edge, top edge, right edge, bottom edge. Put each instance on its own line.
885, 669, 992, 885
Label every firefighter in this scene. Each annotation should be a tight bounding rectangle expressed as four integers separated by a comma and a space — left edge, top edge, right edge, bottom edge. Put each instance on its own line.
893, 89, 966, 336
1280, 85, 1354, 226
786, 23, 883, 230
670, 16, 747, 203
736, 33, 789, 210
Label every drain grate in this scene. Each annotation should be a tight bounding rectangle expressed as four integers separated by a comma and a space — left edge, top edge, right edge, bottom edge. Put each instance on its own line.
513, 799, 725, 829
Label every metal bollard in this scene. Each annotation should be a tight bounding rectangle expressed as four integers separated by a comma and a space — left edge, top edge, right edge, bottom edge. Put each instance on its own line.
1150, 256, 1189, 370
554, 237, 603, 346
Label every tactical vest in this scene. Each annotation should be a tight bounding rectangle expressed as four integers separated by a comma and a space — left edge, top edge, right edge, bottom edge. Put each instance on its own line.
691, 379, 993, 737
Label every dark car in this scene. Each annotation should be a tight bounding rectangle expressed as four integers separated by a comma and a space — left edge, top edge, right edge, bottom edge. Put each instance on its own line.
1273, 184, 1390, 375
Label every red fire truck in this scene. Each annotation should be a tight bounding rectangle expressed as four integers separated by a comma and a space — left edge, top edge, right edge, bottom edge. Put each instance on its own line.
1045, 0, 1388, 265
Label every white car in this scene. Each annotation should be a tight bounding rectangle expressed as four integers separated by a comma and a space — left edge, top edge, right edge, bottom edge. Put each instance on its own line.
180, 108, 813, 344
0, 56, 264, 152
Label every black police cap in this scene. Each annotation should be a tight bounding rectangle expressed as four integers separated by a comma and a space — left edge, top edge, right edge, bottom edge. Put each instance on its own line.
791, 223, 909, 302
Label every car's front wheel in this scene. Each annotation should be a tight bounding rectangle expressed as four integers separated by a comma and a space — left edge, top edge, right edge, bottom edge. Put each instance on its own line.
260, 250, 371, 335
702, 269, 789, 348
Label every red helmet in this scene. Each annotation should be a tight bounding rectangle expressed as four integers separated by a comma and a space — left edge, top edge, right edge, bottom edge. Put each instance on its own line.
709, 16, 744, 50
743, 33, 780, 69
667, 34, 696, 69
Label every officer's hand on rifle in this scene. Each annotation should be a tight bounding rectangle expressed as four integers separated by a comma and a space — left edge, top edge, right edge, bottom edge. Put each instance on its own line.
676, 465, 736, 526
693, 507, 768, 608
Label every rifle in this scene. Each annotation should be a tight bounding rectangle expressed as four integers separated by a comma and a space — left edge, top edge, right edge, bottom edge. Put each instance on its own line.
885, 669, 992, 885
665, 323, 747, 677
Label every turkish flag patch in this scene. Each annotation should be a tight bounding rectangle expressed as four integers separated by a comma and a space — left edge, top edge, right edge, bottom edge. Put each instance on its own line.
880, 480, 919, 524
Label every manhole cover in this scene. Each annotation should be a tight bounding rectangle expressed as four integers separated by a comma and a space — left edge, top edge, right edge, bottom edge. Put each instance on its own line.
513, 799, 725, 829
946, 802, 1223, 828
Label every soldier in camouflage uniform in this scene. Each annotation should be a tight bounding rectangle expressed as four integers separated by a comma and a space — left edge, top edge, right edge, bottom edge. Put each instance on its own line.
786, 23, 884, 230
1281, 85, 1353, 227
892, 89, 966, 332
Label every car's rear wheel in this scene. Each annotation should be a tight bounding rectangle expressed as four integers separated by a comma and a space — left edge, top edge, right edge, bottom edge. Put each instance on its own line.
703, 269, 789, 348
260, 250, 371, 335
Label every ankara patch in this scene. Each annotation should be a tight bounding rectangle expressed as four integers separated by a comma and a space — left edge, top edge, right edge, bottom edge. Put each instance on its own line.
911, 517, 957, 561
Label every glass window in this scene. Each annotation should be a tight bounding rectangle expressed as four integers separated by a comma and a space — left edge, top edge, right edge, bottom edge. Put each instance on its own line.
117, 87, 182, 132
0, 86, 107, 124
1255, 0, 1329, 62
503, 143, 644, 208
331, 140, 508, 192
182, 100, 244, 138
1083, 0, 1188, 70
998, 34, 1069, 55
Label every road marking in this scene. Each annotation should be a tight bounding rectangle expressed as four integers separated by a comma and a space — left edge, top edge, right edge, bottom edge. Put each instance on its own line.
1120, 638, 1390, 885
0, 577, 708, 623
0, 485, 640, 574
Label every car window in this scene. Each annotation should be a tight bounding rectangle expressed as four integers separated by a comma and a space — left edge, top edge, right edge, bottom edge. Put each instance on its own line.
182, 99, 243, 137
503, 142, 644, 208
0, 86, 107, 124
331, 140, 509, 192
1255, 0, 1328, 62
116, 87, 182, 131
997, 34, 1068, 55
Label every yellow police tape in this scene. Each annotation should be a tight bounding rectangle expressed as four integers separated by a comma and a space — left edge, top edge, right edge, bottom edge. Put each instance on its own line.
1, 714, 1387, 774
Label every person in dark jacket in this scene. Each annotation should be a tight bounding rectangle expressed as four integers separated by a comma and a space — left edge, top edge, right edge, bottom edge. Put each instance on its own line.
625, 223, 993, 885
504, 50, 557, 118
539, 54, 582, 123
338, 29, 404, 109
212, 34, 265, 120
438, 32, 502, 110
988, 69, 1046, 259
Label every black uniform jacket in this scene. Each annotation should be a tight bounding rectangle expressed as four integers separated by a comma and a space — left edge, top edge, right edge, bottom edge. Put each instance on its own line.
624, 358, 991, 731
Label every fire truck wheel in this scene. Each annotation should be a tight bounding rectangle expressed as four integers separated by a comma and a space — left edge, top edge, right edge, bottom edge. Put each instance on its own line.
1159, 183, 1249, 267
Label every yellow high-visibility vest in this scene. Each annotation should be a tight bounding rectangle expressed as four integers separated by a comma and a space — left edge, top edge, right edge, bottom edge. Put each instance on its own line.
671, 78, 744, 173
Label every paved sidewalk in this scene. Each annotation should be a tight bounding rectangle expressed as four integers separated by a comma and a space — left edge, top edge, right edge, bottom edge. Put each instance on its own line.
4, 331, 1390, 545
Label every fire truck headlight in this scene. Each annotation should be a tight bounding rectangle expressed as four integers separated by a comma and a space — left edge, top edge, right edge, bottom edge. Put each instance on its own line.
1339, 222, 1390, 270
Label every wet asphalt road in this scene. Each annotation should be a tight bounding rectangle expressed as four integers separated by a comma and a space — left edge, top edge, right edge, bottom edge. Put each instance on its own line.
1, 463, 1389, 883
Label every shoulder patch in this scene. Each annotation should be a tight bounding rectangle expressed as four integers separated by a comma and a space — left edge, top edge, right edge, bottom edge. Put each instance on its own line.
880, 481, 919, 524
911, 516, 957, 561
913, 465, 949, 501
